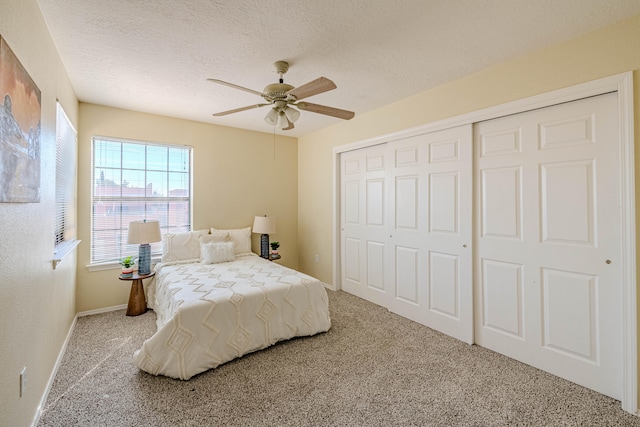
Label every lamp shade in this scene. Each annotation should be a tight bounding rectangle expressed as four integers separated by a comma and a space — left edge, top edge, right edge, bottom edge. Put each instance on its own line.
252, 216, 276, 234
127, 220, 162, 244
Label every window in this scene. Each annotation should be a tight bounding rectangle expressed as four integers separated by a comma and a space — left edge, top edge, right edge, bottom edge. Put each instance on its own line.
53, 102, 78, 268
91, 137, 192, 264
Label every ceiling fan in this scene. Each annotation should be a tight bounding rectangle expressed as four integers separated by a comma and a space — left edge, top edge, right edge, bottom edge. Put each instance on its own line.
208, 61, 355, 130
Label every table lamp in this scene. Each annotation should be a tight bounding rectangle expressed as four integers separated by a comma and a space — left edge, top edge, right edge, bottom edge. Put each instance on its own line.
252, 215, 276, 259
127, 219, 161, 275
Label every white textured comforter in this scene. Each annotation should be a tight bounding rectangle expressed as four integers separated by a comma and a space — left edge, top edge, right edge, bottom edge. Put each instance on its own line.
133, 254, 331, 379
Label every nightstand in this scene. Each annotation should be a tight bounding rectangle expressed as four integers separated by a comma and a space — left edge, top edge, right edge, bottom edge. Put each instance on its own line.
118, 271, 155, 316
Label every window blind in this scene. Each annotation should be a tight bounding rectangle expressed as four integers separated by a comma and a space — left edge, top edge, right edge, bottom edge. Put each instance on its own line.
90, 137, 192, 264
54, 102, 77, 253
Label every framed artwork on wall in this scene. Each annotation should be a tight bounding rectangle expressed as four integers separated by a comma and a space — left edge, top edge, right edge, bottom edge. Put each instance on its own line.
0, 35, 41, 203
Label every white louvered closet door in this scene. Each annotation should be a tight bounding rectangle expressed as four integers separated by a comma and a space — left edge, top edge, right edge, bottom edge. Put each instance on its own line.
474, 93, 622, 399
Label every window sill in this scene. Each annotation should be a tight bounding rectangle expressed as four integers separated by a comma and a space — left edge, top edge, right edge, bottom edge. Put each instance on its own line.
86, 255, 162, 272
53, 240, 81, 269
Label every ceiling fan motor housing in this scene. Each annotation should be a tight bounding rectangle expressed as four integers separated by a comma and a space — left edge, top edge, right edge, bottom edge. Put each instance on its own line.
262, 83, 295, 103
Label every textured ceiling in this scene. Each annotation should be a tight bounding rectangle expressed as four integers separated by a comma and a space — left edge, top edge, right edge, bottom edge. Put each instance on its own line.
37, 0, 640, 137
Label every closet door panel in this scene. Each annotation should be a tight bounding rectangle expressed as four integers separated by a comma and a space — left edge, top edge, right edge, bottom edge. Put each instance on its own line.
366, 179, 385, 226
423, 126, 473, 343
540, 160, 594, 245
429, 172, 458, 234
344, 237, 361, 284
429, 251, 459, 319
395, 175, 419, 230
480, 167, 522, 240
395, 245, 419, 304
340, 151, 365, 299
481, 258, 524, 339
474, 93, 622, 399
366, 241, 385, 291
388, 125, 473, 343
340, 144, 390, 307
341, 125, 473, 344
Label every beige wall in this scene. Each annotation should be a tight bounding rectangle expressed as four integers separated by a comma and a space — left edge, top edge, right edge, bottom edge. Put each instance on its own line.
76, 104, 298, 312
298, 14, 640, 406
0, 1, 79, 425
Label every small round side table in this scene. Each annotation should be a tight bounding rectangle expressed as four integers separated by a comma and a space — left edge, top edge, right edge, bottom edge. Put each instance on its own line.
118, 271, 155, 316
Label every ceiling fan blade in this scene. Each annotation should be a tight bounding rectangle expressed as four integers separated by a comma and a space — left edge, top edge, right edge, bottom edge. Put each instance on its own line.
287, 77, 336, 100
296, 102, 355, 120
282, 118, 295, 131
207, 78, 265, 97
212, 103, 269, 117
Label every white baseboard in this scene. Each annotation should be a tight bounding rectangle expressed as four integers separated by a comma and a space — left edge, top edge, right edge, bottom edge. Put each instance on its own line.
76, 304, 128, 317
31, 303, 129, 426
31, 314, 78, 427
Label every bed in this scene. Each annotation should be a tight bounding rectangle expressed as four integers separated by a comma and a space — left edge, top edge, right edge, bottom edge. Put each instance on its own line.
133, 228, 331, 380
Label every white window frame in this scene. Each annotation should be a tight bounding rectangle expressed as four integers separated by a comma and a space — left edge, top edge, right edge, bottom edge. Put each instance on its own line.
88, 136, 192, 269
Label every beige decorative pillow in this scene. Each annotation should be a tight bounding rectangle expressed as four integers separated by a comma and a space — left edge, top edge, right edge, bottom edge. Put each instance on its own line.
201, 241, 236, 264
161, 230, 209, 263
210, 227, 252, 255
200, 231, 230, 245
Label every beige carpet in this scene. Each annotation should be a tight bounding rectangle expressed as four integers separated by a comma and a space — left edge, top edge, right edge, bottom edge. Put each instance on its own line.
38, 290, 639, 426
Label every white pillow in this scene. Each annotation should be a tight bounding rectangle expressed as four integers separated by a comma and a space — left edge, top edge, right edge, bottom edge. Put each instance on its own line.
200, 231, 230, 245
161, 230, 209, 263
210, 227, 252, 255
201, 241, 236, 264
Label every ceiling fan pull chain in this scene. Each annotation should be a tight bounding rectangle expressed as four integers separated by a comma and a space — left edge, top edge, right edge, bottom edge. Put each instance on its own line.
273, 126, 276, 161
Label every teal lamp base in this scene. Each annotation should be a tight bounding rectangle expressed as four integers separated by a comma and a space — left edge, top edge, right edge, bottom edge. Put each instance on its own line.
138, 243, 152, 275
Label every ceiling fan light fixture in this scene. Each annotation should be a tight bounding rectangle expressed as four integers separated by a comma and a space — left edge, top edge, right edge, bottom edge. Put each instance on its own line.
284, 106, 300, 123
276, 111, 288, 129
209, 60, 355, 127
264, 107, 278, 125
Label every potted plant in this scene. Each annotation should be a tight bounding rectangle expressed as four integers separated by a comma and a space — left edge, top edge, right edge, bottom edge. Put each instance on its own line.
270, 241, 280, 255
120, 255, 137, 278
